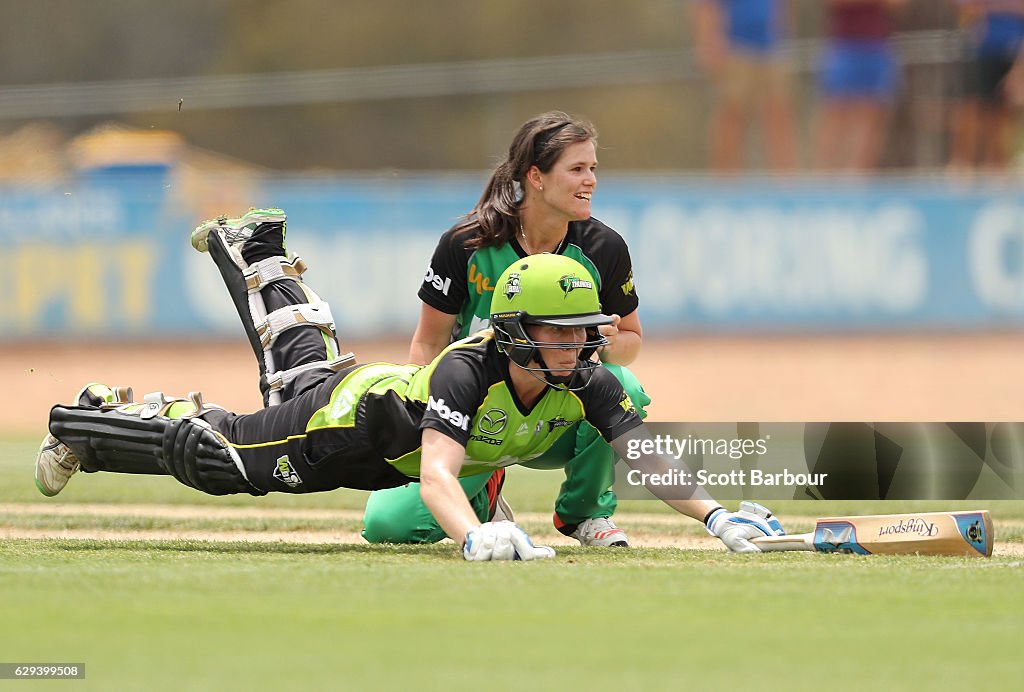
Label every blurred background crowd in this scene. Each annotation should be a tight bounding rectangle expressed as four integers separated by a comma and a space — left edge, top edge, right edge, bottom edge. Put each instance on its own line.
1, 0, 1023, 177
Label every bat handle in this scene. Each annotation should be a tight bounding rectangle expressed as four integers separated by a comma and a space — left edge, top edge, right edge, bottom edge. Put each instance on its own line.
751, 534, 815, 552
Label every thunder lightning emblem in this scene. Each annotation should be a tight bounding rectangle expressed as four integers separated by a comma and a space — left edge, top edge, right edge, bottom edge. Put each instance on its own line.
559, 274, 593, 295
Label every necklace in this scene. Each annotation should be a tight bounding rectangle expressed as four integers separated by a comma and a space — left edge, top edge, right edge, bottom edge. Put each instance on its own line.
518, 222, 566, 256
519, 223, 536, 255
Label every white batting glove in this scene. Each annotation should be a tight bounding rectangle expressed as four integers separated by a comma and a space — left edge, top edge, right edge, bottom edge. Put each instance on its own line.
463, 521, 556, 561
705, 501, 786, 553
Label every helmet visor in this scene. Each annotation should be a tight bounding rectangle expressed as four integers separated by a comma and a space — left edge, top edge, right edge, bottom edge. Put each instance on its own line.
522, 313, 615, 329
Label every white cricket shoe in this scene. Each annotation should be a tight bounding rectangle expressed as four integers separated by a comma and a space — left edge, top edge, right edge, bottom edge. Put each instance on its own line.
570, 517, 629, 547
35, 433, 80, 497
190, 208, 286, 253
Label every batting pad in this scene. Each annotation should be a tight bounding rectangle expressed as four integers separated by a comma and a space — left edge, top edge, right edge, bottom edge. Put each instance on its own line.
48, 405, 265, 496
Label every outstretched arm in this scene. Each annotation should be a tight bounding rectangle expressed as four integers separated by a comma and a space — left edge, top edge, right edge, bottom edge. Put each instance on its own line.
611, 430, 720, 521
610, 427, 785, 552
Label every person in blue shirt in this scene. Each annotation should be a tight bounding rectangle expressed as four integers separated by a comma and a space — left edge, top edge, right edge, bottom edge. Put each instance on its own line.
814, 0, 909, 172
948, 1, 1024, 171
692, 0, 798, 171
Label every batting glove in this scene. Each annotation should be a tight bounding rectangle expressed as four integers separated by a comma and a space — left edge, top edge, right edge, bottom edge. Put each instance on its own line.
463, 521, 556, 561
705, 501, 786, 553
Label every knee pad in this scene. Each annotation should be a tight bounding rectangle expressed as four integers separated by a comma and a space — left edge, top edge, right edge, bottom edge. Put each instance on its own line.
207, 227, 355, 406
161, 415, 263, 496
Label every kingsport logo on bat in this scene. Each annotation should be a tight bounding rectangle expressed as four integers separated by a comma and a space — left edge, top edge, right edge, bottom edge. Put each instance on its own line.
877, 518, 939, 537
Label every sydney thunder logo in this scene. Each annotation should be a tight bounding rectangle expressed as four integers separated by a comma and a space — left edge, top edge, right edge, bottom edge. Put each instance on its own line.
559, 274, 593, 295
504, 273, 521, 300
273, 455, 302, 488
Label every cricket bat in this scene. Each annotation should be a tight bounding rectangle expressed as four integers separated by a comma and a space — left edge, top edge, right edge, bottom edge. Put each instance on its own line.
751, 510, 993, 557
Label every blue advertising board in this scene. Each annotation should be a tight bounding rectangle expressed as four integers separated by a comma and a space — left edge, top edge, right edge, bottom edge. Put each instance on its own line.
0, 173, 1022, 340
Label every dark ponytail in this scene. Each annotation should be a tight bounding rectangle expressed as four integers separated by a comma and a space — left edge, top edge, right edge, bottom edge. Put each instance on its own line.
455, 111, 597, 249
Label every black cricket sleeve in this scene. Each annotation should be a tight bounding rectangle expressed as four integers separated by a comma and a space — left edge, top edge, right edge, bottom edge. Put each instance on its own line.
419, 351, 486, 447
579, 366, 644, 442
417, 228, 470, 315
595, 230, 639, 319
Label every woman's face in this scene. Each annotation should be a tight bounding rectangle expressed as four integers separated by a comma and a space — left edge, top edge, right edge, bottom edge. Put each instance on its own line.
533, 139, 597, 222
526, 324, 585, 377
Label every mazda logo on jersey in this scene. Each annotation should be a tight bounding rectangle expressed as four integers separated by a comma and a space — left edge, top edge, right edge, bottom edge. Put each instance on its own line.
478, 408, 508, 435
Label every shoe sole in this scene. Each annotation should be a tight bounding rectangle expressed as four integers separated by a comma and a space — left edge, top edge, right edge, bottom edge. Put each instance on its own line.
34, 477, 58, 497
580, 538, 629, 547
576, 530, 630, 547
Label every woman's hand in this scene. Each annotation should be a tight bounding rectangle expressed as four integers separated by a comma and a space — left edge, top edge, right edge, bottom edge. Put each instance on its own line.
596, 312, 642, 366
597, 314, 622, 352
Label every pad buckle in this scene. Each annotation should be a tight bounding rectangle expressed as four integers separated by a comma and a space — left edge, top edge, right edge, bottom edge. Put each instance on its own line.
265, 353, 357, 394
140, 391, 175, 419
243, 255, 308, 294
179, 391, 225, 419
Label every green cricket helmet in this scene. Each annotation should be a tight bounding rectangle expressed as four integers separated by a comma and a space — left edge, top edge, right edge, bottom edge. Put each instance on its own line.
490, 253, 613, 390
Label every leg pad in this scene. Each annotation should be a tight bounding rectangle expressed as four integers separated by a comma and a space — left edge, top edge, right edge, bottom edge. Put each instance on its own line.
49, 405, 265, 496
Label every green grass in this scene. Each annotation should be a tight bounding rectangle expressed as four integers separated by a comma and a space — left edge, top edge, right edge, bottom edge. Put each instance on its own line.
1, 540, 1021, 691
2, 436, 1023, 690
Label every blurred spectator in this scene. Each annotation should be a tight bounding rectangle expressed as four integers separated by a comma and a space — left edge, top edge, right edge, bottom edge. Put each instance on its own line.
814, 0, 909, 172
691, 0, 798, 172
947, 1, 1024, 173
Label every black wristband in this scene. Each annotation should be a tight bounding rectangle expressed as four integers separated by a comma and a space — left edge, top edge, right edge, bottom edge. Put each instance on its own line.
703, 506, 725, 527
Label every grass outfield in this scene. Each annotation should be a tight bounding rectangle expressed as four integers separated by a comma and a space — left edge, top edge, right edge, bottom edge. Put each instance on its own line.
2, 436, 1022, 690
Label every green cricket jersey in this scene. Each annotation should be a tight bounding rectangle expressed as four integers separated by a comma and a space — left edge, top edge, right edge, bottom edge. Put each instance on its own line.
304, 333, 641, 479
418, 218, 639, 338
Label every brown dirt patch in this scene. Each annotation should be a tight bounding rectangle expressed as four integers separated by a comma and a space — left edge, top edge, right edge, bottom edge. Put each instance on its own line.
4, 332, 1024, 436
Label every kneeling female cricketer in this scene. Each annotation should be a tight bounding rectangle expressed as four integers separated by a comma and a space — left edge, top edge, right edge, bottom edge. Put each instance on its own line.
35, 209, 785, 560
